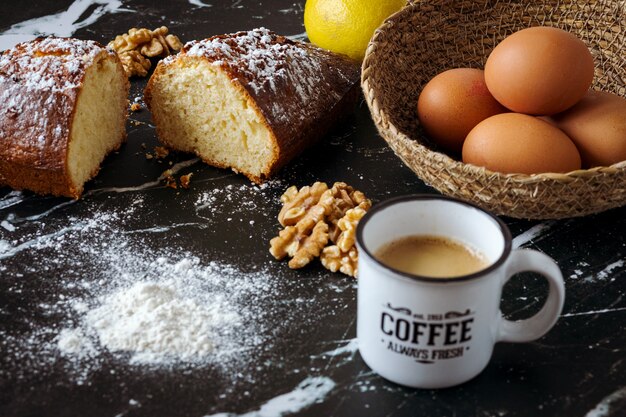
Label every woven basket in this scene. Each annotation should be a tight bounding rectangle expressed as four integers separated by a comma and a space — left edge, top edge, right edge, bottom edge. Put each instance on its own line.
361, 0, 626, 219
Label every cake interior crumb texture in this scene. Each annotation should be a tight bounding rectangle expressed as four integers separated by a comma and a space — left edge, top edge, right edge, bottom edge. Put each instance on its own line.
150, 59, 277, 180
67, 56, 128, 192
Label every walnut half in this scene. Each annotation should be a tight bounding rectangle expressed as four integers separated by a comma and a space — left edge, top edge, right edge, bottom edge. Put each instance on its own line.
278, 182, 328, 227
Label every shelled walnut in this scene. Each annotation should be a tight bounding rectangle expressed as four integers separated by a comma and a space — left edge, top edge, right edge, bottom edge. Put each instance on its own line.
320, 206, 368, 277
269, 182, 371, 277
325, 183, 371, 243
320, 245, 359, 278
270, 221, 329, 269
109, 26, 183, 77
270, 187, 334, 269
278, 182, 329, 227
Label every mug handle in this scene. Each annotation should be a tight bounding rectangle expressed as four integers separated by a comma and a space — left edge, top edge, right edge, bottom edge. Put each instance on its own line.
496, 249, 565, 343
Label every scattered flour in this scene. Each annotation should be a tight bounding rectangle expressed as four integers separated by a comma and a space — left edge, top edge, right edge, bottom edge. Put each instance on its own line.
45, 247, 289, 380
57, 327, 96, 358
0, 185, 326, 386
195, 182, 278, 213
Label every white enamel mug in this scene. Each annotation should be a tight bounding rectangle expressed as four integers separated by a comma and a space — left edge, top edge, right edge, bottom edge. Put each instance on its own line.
355, 195, 565, 389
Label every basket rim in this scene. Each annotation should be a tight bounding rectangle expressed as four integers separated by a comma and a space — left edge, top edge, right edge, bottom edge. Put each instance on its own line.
360, 1, 626, 184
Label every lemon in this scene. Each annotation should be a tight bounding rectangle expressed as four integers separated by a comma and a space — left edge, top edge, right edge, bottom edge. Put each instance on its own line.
304, 0, 406, 61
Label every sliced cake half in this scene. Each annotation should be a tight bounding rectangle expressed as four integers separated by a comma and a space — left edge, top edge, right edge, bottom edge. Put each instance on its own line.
144, 28, 360, 183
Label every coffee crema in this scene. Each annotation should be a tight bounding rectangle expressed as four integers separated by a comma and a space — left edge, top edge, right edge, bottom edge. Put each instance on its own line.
374, 235, 489, 278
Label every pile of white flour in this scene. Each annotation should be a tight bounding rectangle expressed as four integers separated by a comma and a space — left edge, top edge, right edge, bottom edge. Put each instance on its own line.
47, 249, 283, 380
57, 258, 241, 365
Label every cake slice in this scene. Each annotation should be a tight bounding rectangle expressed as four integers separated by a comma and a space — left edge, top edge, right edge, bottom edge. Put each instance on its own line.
144, 28, 360, 183
0, 37, 129, 198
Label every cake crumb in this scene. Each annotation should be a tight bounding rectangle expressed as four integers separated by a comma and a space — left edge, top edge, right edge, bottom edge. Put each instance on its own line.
145, 146, 170, 161
154, 146, 170, 159
161, 169, 177, 189
164, 177, 177, 189
180, 173, 193, 189
130, 102, 142, 112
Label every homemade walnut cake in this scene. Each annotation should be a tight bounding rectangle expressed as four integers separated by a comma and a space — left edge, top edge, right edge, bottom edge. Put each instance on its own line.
144, 28, 360, 183
0, 37, 129, 198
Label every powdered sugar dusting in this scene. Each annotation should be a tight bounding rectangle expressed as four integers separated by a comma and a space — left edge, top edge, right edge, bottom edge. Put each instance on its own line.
181, 28, 359, 124
0, 37, 112, 155
185, 28, 308, 94
0, 36, 108, 93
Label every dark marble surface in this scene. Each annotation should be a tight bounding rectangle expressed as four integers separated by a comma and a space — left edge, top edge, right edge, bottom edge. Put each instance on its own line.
0, 1, 625, 417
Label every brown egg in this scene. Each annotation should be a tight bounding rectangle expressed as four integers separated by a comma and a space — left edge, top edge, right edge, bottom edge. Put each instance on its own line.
484, 26, 595, 115
462, 113, 581, 174
549, 90, 626, 167
417, 68, 507, 153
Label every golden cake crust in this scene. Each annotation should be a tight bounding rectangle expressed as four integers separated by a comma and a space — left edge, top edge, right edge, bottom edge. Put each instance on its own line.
0, 37, 129, 198
144, 28, 361, 183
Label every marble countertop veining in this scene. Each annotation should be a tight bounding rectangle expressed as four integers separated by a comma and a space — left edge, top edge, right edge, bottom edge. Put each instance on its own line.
0, 1, 625, 417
